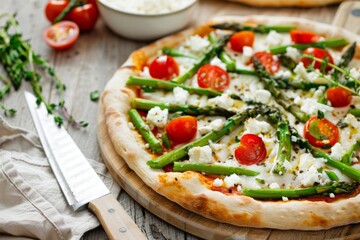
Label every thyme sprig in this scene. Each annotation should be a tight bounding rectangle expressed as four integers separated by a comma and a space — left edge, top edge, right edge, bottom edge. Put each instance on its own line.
0, 13, 87, 127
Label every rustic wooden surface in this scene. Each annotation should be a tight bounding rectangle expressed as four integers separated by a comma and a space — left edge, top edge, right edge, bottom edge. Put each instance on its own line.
1, 0, 360, 239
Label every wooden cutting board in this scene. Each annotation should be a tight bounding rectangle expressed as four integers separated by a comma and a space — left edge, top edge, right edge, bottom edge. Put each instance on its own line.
97, 2, 360, 239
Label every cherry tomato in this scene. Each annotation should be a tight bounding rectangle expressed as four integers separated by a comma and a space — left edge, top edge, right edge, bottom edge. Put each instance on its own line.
304, 116, 339, 148
197, 64, 230, 91
163, 163, 174, 172
234, 134, 266, 165
43, 21, 79, 50
290, 30, 318, 44
165, 116, 197, 145
301, 48, 334, 73
252, 52, 280, 74
149, 55, 179, 80
326, 86, 352, 107
229, 31, 255, 53
45, 0, 69, 23
69, 3, 99, 31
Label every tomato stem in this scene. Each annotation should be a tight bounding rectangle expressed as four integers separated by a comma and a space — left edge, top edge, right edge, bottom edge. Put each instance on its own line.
53, 0, 78, 24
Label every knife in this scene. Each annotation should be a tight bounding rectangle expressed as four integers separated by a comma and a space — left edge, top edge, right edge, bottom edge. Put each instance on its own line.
24, 91, 147, 240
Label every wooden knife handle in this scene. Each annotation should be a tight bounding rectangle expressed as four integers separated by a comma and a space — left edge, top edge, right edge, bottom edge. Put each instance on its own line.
88, 194, 147, 240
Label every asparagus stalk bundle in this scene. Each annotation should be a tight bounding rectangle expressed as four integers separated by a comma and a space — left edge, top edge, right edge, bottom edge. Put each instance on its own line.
252, 56, 310, 123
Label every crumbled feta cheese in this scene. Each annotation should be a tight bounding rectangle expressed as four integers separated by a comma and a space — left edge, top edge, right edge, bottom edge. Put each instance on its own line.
294, 96, 302, 105
344, 113, 360, 129
266, 30, 284, 47
173, 87, 189, 105
330, 143, 345, 160
242, 46, 253, 62
254, 89, 272, 104
329, 193, 335, 198
282, 196, 289, 201
283, 160, 292, 171
300, 166, 322, 187
237, 185, 243, 192
146, 107, 168, 128
350, 68, 360, 80
213, 178, 223, 187
299, 153, 325, 171
208, 94, 234, 109
185, 35, 210, 52
128, 122, 135, 130
198, 118, 226, 135
188, 146, 213, 164
245, 118, 272, 135
275, 70, 292, 78
300, 98, 333, 115
210, 56, 227, 70
145, 143, 150, 149
140, 66, 152, 78
224, 174, 241, 188
209, 141, 228, 160
294, 62, 320, 82
269, 182, 280, 189
285, 47, 301, 61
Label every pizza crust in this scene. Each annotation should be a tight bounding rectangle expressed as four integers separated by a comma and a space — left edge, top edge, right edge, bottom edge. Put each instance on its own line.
101, 15, 360, 230
226, 0, 345, 7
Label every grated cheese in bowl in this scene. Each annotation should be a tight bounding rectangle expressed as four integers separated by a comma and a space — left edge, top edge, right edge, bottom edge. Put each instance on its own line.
100, 0, 197, 15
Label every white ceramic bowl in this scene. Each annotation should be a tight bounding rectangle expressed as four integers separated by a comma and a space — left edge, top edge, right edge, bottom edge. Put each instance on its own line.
97, 0, 198, 41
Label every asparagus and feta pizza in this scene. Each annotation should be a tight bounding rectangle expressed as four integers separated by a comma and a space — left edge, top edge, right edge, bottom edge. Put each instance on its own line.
101, 16, 360, 230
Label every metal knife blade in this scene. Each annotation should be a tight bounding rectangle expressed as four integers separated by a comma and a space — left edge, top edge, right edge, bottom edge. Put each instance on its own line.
24, 91, 146, 240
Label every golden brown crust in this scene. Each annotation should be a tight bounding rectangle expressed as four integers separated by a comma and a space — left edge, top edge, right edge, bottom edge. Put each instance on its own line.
226, 0, 344, 7
101, 15, 360, 230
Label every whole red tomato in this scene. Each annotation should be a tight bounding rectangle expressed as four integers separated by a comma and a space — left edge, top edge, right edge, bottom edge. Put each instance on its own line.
45, 0, 69, 22
69, 3, 99, 31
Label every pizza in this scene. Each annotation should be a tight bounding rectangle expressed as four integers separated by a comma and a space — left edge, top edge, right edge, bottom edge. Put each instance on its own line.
101, 16, 360, 230
226, 0, 345, 7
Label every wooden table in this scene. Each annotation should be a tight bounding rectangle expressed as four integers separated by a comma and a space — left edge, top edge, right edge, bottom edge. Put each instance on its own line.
2, 0, 359, 239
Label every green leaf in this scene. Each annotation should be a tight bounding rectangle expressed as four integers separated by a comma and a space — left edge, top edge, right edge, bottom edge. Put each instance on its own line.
309, 119, 328, 140
90, 90, 100, 102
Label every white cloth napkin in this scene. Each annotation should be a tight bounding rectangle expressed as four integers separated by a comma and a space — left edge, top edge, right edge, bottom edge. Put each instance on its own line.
0, 118, 120, 240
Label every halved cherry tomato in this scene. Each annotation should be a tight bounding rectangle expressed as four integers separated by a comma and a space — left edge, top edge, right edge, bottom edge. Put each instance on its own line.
229, 31, 255, 53
149, 55, 179, 80
197, 64, 230, 91
234, 134, 266, 165
326, 86, 352, 107
68, 3, 99, 31
43, 21, 79, 50
45, 0, 69, 23
252, 52, 280, 74
290, 30, 318, 44
301, 47, 334, 73
165, 116, 197, 145
304, 116, 339, 148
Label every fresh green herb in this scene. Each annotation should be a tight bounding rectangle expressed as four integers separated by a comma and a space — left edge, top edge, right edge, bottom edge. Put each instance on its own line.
0, 13, 87, 127
90, 90, 100, 102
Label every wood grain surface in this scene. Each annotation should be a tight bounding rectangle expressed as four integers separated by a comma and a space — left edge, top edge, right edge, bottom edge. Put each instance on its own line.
1, 0, 360, 239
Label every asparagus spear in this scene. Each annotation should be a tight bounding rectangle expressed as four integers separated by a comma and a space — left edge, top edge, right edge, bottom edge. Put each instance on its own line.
349, 108, 360, 117
338, 42, 356, 69
211, 22, 297, 33
147, 105, 271, 168
341, 140, 360, 165
173, 162, 259, 176
243, 182, 357, 199
273, 121, 292, 175
127, 76, 222, 97
253, 56, 310, 123
128, 109, 163, 155
270, 38, 349, 55
218, 50, 257, 75
131, 98, 236, 118
162, 47, 198, 59
278, 55, 298, 71
325, 171, 340, 181
171, 35, 230, 84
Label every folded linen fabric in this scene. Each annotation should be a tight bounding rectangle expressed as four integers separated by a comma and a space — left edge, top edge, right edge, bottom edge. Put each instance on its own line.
0, 118, 120, 240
